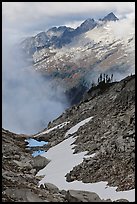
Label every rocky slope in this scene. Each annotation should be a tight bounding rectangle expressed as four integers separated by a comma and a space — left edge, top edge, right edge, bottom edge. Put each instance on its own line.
34, 74, 135, 191
2, 130, 118, 202
2, 74, 135, 202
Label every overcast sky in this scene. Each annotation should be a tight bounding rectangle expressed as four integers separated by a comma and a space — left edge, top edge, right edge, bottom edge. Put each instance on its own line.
2, 2, 135, 42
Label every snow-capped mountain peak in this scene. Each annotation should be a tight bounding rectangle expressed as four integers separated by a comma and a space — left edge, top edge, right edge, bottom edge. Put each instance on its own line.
75, 18, 97, 33
101, 12, 119, 22
20, 12, 134, 105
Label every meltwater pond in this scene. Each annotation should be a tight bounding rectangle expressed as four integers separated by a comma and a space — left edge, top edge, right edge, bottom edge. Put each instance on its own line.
25, 138, 48, 147
25, 138, 48, 157
32, 150, 46, 157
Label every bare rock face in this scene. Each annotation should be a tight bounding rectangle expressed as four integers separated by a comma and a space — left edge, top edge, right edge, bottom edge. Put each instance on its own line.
65, 190, 111, 202
2, 129, 66, 202
64, 75, 135, 192
5, 188, 47, 202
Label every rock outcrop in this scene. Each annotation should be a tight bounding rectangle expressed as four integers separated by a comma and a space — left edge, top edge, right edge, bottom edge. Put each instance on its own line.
2, 129, 66, 202
65, 190, 111, 202
3, 129, 115, 202
35, 75, 135, 192
65, 75, 135, 191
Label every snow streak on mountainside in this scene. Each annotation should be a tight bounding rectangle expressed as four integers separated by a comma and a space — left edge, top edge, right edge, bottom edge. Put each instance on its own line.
18, 13, 135, 109
20, 13, 135, 97
36, 117, 135, 202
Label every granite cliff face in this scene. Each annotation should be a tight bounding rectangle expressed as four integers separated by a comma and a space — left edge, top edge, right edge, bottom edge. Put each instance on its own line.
2, 74, 135, 202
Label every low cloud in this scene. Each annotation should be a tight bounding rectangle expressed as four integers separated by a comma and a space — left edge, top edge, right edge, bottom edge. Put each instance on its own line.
107, 12, 135, 39
2, 32, 69, 135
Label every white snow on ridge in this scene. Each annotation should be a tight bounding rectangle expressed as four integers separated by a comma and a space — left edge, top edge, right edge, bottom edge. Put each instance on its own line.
36, 116, 135, 202
65, 116, 93, 138
35, 121, 70, 137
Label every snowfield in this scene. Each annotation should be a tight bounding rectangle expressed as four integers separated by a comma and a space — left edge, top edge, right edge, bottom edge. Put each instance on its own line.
36, 117, 135, 202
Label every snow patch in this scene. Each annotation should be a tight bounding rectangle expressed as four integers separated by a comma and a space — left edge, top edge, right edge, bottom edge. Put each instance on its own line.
35, 121, 70, 137
36, 116, 135, 201
65, 116, 93, 137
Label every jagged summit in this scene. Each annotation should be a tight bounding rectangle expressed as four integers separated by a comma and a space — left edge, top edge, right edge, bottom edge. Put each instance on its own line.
76, 18, 97, 33
46, 26, 74, 40
80, 18, 96, 26
101, 12, 119, 21
47, 26, 74, 33
20, 12, 120, 54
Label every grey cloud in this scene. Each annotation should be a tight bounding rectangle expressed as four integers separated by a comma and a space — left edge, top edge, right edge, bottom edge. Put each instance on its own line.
2, 31, 69, 134
3, 2, 135, 36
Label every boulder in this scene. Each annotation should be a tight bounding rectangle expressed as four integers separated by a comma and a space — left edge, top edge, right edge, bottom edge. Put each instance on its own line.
31, 155, 50, 171
44, 183, 59, 193
66, 190, 102, 202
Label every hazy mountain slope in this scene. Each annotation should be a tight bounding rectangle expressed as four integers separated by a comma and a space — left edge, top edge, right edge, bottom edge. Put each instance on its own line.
20, 13, 134, 105
33, 20, 134, 101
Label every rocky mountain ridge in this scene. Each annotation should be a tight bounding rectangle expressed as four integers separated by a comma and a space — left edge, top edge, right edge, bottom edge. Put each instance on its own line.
21, 12, 118, 55
19, 12, 134, 105
101, 12, 119, 21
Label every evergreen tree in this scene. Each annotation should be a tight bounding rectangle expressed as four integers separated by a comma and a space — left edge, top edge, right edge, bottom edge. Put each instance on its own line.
100, 73, 102, 82
111, 74, 113, 82
107, 77, 111, 83
106, 74, 108, 83
98, 77, 100, 84
103, 73, 106, 83
91, 81, 95, 88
